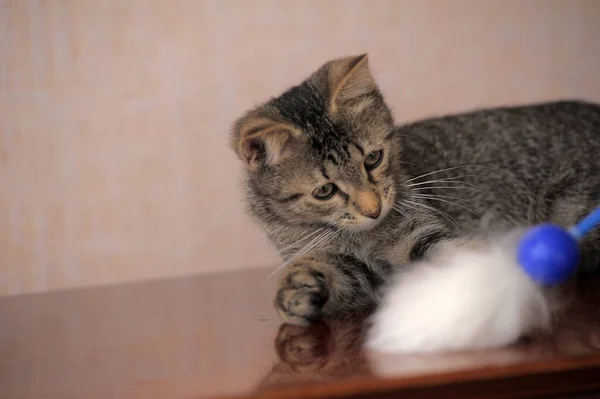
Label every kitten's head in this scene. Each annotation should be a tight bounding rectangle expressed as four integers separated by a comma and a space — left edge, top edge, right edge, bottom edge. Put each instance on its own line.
231, 55, 405, 232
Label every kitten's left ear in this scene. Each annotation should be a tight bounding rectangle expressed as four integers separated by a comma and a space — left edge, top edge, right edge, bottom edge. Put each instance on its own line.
327, 54, 377, 114
231, 115, 301, 170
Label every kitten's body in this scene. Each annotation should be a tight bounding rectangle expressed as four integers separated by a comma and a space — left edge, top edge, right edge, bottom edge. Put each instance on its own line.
231, 55, 600, 352
400, 101, 600, 232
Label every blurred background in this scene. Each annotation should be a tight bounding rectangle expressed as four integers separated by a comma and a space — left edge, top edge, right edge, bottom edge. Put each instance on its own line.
1, 0, 600, 296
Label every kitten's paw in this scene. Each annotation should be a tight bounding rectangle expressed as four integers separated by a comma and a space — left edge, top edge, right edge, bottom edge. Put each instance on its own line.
366, 232, 550, 353
275, 269, 329, 325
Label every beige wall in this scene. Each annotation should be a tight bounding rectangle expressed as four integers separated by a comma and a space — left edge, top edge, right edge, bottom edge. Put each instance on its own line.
1, 0, 600, 296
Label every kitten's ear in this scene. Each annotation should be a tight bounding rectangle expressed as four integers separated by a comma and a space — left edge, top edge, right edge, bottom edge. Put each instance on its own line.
327, 54, 376, 113
232, 117, 300, 170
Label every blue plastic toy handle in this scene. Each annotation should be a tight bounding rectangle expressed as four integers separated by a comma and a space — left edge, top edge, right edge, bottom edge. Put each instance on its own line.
570, 207, 600, 241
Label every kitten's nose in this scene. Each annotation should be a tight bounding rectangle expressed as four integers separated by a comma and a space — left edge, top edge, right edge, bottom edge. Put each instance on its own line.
364, 204, 381, 219
354, 191, 382, 219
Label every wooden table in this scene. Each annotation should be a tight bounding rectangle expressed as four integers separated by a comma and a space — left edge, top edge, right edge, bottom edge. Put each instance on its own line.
2, 268, 600, 399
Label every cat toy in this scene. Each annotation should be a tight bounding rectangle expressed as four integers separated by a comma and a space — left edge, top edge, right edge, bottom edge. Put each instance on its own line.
517, 207, 600, 285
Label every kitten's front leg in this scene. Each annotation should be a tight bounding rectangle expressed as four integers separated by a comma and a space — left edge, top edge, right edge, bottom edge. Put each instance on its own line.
275, 253, 381, 325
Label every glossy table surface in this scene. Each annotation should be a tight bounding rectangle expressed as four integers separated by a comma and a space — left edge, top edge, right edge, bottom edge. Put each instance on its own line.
2, 268, 600, 399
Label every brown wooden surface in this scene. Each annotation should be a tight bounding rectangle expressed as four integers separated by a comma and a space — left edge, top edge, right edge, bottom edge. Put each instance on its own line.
1, 268, 600, 399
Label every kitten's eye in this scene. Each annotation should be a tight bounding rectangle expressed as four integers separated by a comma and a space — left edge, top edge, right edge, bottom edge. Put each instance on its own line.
364, 150, 383, 170
313, 183, 337, 200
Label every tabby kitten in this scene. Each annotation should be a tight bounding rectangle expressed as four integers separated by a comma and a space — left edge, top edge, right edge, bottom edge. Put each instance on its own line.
230, 54, 600, 352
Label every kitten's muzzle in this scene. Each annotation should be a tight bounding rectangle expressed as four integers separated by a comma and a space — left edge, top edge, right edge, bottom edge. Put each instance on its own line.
353, 190, 382, 219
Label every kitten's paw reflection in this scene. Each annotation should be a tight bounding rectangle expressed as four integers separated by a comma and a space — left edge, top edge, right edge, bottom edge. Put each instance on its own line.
256, 316, 372, 391
275, 269, 329, 325
276, 322, 332, 372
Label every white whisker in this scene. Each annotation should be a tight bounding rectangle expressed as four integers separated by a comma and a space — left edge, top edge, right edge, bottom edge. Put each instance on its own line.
393, 203, 428, 222
394, 202, 419, 215
408, 180, 484, 193
294, 229, 337, 258
264, 228, 324, 257
412, 194, 480, 217
291, 229, 340, 265
407, 175, 479, 187
410, 185, 481, 192
402, 199, 461, 231
391, 204, 410, 219
414, 181, 484, 192
405, 165, 489, 184
269, 228, 340, 278
411, 192, 473, 203
283, 229, 331, 262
